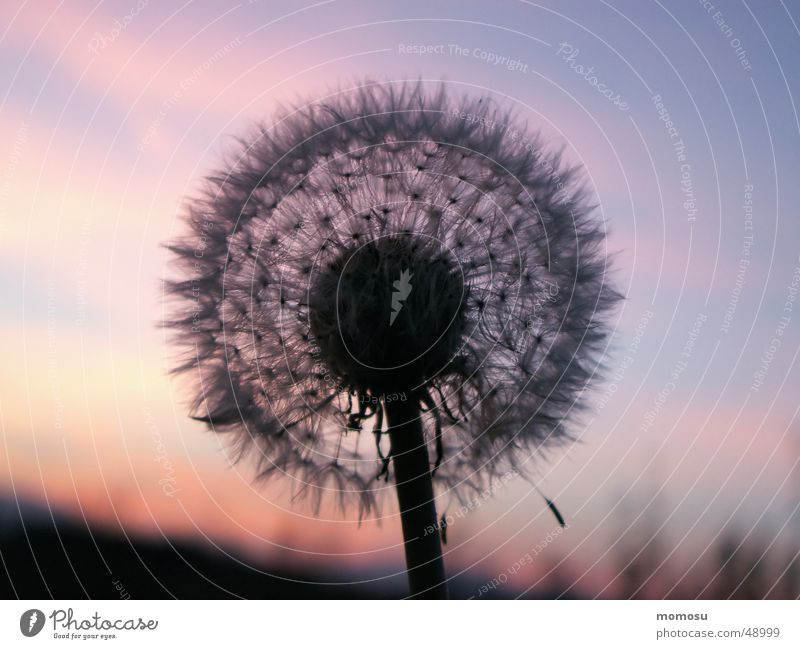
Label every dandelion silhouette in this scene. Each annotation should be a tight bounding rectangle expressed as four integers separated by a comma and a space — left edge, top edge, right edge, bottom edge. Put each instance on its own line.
165, 80, 620, 598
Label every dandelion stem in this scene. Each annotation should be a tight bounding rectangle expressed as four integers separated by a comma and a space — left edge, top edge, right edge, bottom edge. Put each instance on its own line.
385, 397, 448, 599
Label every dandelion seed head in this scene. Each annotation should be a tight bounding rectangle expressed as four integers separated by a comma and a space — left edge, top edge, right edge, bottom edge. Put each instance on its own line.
309, 234, 467, 395
165, 80, 621, 518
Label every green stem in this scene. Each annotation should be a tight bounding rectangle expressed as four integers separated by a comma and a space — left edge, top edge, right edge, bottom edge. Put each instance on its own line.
384, 397, 448, 599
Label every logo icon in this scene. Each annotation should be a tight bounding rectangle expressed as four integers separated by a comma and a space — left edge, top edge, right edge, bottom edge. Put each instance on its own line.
20, 609, 45, 637
390, 269, 413, 325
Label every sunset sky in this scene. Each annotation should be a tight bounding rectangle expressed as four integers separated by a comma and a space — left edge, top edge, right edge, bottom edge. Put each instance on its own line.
2, 0, 799, 596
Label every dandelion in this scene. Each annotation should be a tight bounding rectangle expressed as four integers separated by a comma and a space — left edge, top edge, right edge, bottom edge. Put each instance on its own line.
165, 80, 620, 598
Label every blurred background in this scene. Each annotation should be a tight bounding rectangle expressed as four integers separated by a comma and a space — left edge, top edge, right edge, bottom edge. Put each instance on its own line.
1, 0, 799, 598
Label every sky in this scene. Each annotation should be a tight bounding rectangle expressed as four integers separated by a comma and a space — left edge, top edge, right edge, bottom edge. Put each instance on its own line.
1, 0, 799, 597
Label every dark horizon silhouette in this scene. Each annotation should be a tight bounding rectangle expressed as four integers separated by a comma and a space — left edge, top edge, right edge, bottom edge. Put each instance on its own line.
3, 493, 796, 599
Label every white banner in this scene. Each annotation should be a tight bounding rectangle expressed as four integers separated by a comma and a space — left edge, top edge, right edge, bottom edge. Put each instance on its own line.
1, 600, 797, 648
